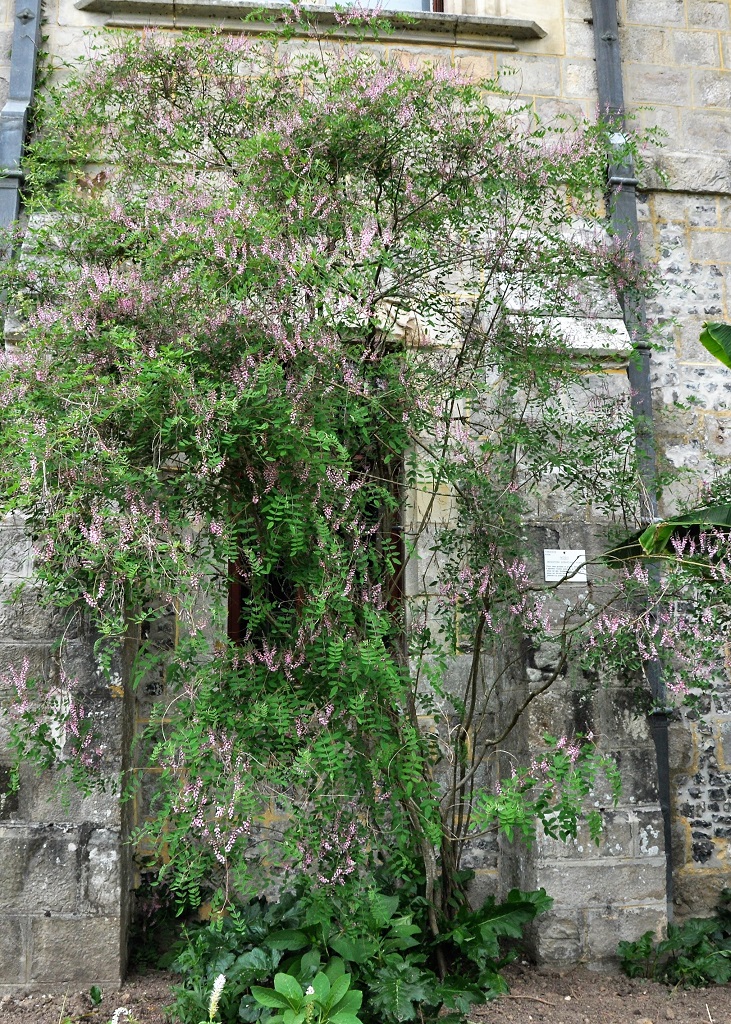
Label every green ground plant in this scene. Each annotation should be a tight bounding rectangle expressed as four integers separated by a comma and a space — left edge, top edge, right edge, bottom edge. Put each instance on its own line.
618, 889, 731, 987
251, 968, 363, 1024
166, 880, 551, 1024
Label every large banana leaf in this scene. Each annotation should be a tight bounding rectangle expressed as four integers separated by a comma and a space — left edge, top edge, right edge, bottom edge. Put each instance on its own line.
604, 504, 731, 561
603, 323, 731, 563
699, 322, 731, 370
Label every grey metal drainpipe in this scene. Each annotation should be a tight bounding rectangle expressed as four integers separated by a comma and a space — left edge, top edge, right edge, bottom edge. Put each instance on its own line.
0, 0, 43, 233
590, 0, 674, 920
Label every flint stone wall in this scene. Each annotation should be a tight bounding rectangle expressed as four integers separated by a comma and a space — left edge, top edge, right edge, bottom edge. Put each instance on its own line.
483, 0, 731, 938
625, 0, 731, 924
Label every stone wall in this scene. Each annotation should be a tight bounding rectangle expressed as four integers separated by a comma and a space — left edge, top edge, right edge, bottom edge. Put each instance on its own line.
0, 516, 133, 992
526, 672, 668, 961
402, 310, 671, 962
508, 362, 668, 962
395, 0, 731, 950
472, 0, 731, 936
2, 0, 731, 991
0, 0, 9, 112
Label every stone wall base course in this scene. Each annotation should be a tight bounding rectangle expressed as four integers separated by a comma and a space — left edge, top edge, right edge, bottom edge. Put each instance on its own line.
673, 866, 731, 920
29, 915, 122, 986
0, 918, 25, 986
582, 904, 668, 961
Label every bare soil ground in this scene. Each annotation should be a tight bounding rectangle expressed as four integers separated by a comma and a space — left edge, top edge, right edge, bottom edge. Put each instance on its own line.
2, 966, 731, 1024
485, 964, 731, 1024
0, 973, 173, 1024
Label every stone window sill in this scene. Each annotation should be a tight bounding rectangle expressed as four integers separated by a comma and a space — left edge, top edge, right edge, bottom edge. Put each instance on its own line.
75, 0, 546, 51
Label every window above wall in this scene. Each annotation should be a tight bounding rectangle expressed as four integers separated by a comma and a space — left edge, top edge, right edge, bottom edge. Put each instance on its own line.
76, 0, 547, 51
382, 0, 437, 13
377, 0, 449, 12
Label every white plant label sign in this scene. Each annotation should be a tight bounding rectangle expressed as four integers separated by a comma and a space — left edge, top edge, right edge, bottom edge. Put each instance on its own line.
543, 549, 587, 583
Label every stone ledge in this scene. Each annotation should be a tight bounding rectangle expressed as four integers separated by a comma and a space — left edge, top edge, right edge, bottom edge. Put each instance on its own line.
75, 0, 546, 51
556, 315, 632, 365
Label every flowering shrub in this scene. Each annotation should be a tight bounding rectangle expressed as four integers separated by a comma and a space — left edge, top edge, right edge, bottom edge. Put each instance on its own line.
4, 656, 104, 787
471, 733, 620, 845
1, 22, 729, 958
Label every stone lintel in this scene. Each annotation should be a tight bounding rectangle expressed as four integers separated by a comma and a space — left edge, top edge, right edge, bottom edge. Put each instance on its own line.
556, 315, 633, 364
74, 0, 546, 50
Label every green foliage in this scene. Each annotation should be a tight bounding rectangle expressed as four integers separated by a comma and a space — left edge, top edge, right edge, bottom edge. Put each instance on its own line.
128, 868, 191, 972
167, 882, 551, 1024
606, 505, 731, 562
167, 899, 290, 1024
436, 888, 554, 1007
470, 734, 620, 845
251, 969, 363, 1024
618, 890, 731, 987
699, 321, 731, 370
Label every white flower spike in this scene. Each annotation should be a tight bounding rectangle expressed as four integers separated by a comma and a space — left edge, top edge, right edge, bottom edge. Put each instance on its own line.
209, 973, 227, 1021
